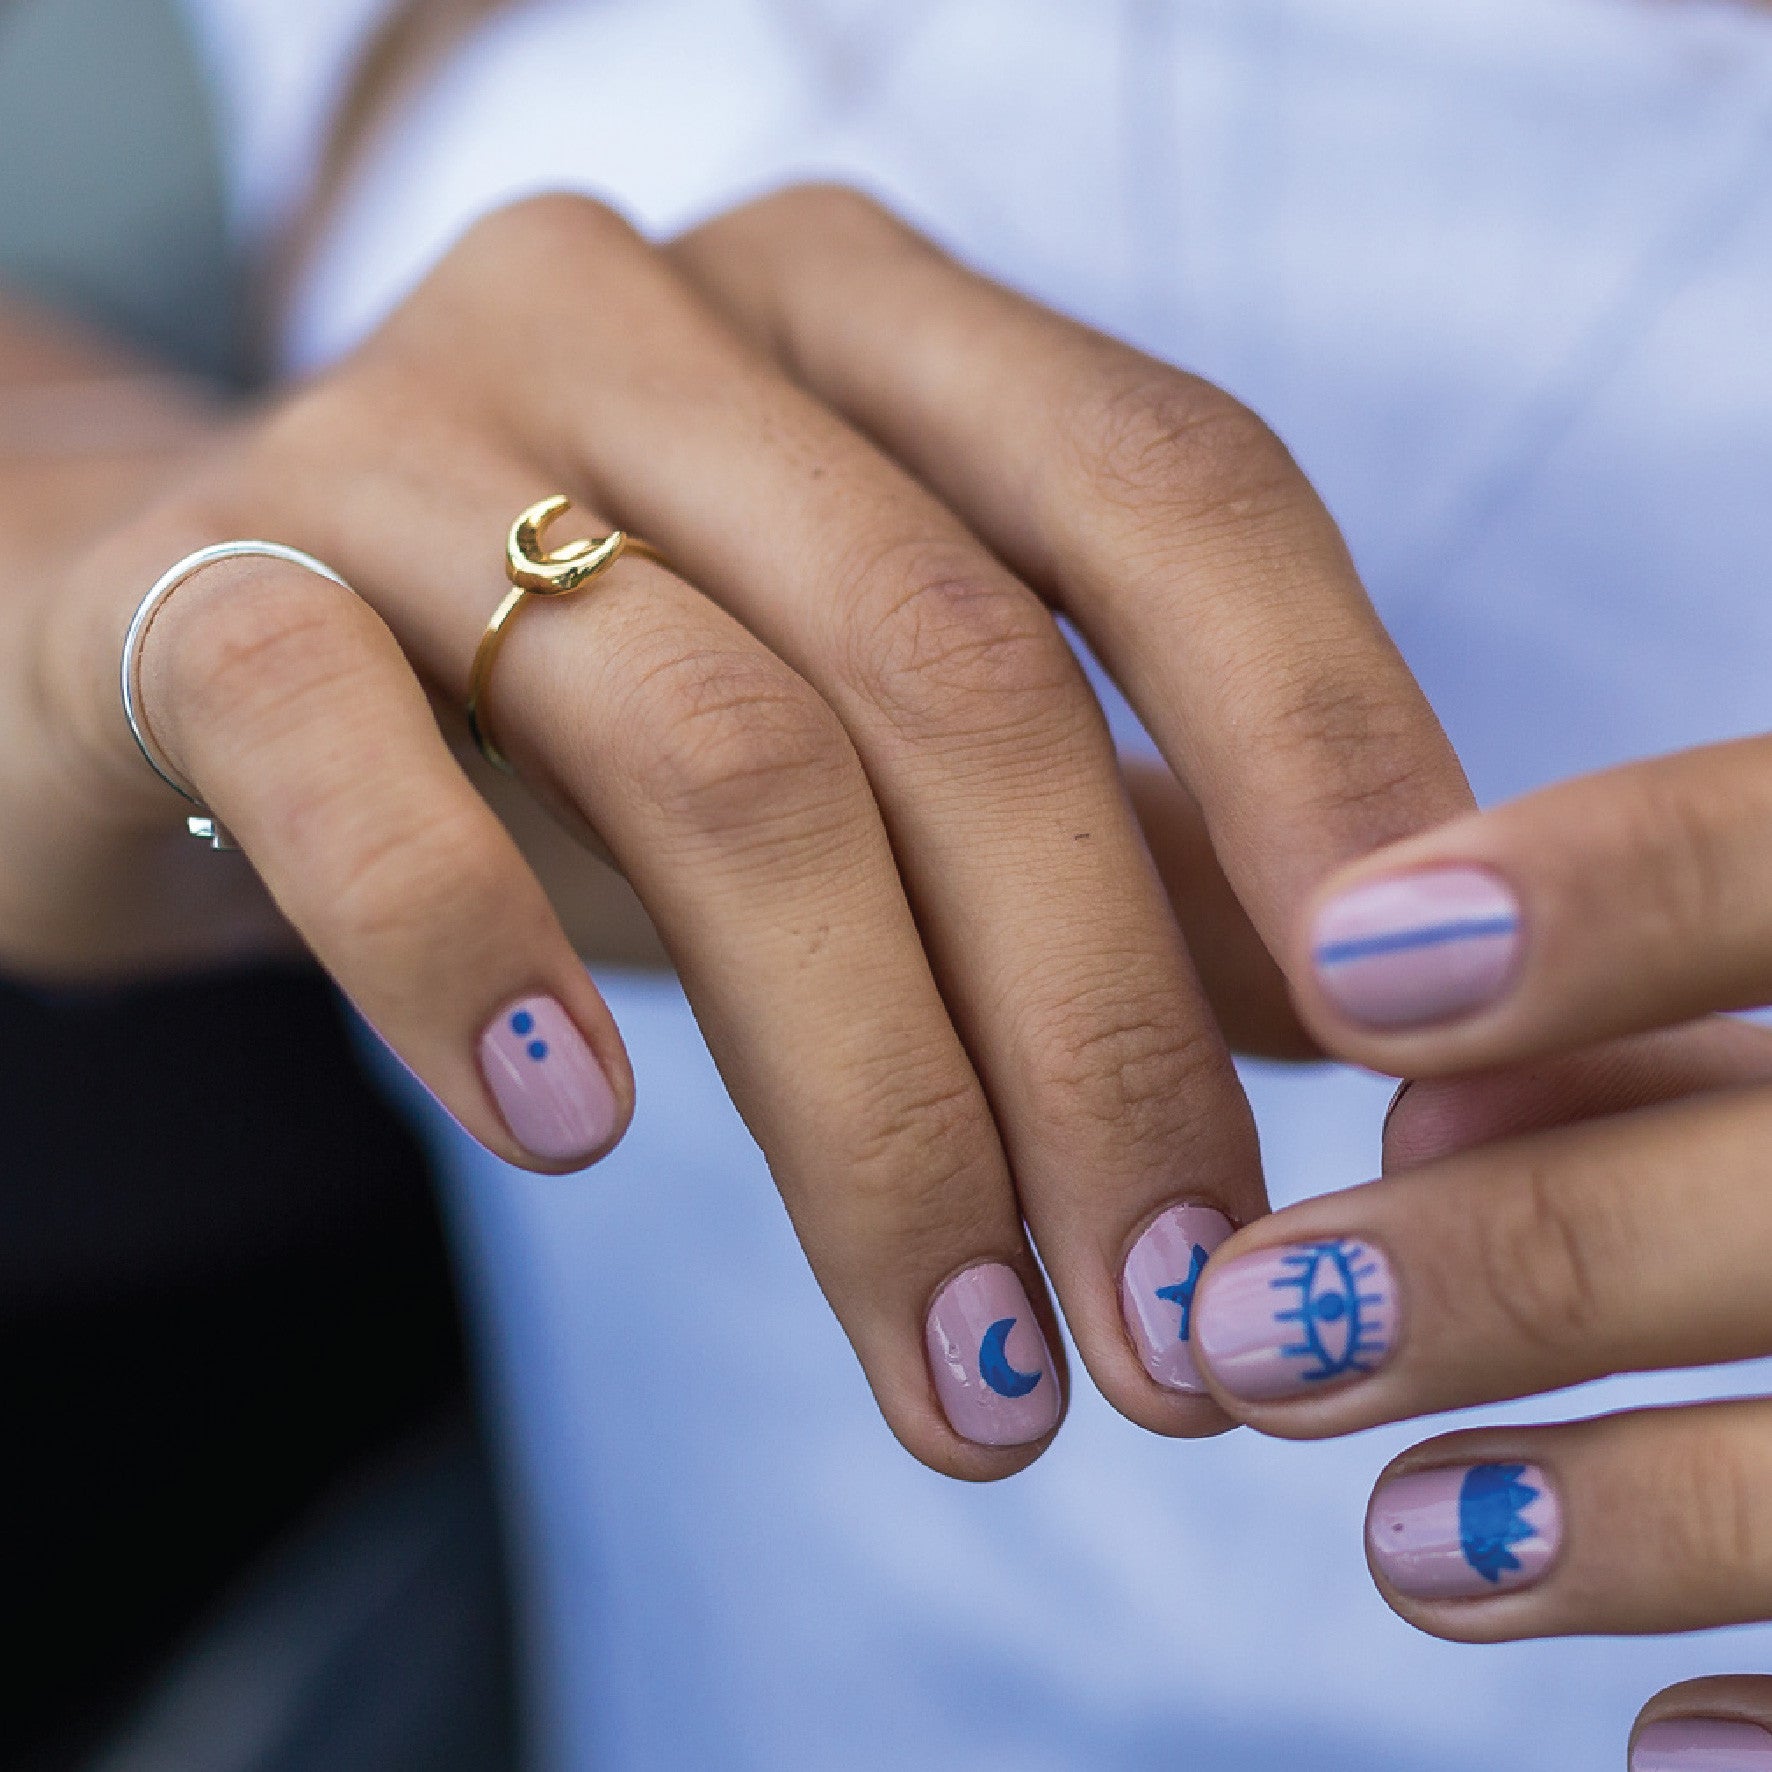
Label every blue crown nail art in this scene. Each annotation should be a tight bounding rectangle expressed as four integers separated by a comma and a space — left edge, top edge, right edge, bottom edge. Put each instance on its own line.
1458, 1463, 1541, 1584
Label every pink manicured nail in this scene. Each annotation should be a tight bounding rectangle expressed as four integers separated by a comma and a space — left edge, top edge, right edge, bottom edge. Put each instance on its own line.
925, 1263, 1061, 1447
1312, 866, 1522, 1028
478, 995, 617, 1166
1367, 1462, 1560, 1600
1633, 1719, 1772, 1770
1193, 1238, 1398, 1402
1120, 1204, 1234, 1392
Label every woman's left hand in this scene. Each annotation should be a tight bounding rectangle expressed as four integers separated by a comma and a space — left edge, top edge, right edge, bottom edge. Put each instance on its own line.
1185, 732, 1772, 1757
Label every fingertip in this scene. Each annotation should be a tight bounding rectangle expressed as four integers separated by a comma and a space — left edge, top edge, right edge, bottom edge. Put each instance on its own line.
476, 988, 632, 1172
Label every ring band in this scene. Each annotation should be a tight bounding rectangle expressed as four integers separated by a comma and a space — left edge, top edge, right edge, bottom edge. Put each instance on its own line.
467, 496, 665, 772
120, 540, 355, 848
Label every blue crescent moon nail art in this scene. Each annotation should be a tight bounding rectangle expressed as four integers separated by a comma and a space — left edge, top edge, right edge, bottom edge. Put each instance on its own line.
978, 1316, 1043, 1398
1155, 1243, 1210, 1341
1458, 1463, 1541, 1584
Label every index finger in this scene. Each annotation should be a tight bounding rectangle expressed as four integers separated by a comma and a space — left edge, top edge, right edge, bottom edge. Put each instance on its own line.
670, 185, 1473, 947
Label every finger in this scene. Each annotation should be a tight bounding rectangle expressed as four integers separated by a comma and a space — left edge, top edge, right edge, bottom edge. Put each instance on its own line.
671, 184, 1474, 944
1383, 1017, 1772, 1170
1360, 1402, 1772, 1642
1295, 735, 1772, 1074
1632, 1679, 1772, 1770
1124, 757, 1316, 1060
402, 195, 1269, 1437
105, 520, 632, 1173
190, 404, 1067, 1478
1189, 1083, 1772, 1438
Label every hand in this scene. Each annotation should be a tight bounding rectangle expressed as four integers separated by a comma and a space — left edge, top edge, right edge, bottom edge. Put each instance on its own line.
5, 186, 1470, 1477
1182, 735, 1772, 1760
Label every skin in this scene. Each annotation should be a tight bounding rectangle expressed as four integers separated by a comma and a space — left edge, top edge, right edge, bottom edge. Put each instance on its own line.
0, 186, 1470, 1488
14, 173, 1762, 1756
1182, 743, 1772, 1756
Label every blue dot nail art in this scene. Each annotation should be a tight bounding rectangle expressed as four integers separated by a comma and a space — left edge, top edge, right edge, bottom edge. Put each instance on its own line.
511, 1010, 535, 1036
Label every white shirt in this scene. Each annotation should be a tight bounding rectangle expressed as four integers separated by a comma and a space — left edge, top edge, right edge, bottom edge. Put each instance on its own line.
182, 4, 1772, 1768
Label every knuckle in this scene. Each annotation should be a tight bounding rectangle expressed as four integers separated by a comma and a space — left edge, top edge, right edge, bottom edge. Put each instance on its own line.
733, 180, 908, 244
840, 545, 1082, 746
1222, 635, 1439, 815
1605, 768, 1754, 952
612, 642, 858, 840
459, 190, 637, 266
839, 1058, 1005, 1249
1656, 1420, 1772, 1587
1037, 975, 1234, 1155
1077, 366, 1302, 532
1473, 1164, 1613, 1357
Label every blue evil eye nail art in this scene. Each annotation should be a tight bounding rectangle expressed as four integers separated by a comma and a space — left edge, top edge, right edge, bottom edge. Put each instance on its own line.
510, 1008, 548, 1063
1271, 1238, 1390, 1384
1458, 1463, 1543, 1584
1155, 1244, 1210, 1341
978, 1316, 1044, 1398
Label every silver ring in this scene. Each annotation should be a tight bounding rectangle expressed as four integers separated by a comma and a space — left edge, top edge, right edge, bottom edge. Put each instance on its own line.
120, 541, 355, 848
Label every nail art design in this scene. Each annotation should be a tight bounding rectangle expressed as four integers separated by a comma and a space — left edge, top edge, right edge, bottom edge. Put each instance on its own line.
1367, 1462, 1561, 1601
1273, 1239, 1390, 1384
1633, 1718, 1772, 1771
1311, 866, 1522, 1028
1192, 1237, 1398, 1402
1459, 1462, 1544, 1584
478, 994, 618, 1166
978, 1317, 1044, 1398
925, 1264, 1061, 1447
1156, 1248, 1209, 1336
1120, 1204, 1234, 1392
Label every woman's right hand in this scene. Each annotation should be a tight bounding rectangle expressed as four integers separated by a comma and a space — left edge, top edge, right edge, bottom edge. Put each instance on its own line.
4, 186, 1473, 1477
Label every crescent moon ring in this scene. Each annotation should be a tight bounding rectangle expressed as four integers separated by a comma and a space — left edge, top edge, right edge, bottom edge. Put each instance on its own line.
468, 495, 667, 771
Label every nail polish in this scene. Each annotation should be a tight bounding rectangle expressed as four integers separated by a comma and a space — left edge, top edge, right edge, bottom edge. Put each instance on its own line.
1192, 1238, 1398, 1402
1633, 1719, 1772, 1770
1312, 866, 1522, 1029
1120, 1204, 1234, 1392
925, 1263, 1061, 1447
1367, 1462, 1560, 1600
478, 995, 618, 1166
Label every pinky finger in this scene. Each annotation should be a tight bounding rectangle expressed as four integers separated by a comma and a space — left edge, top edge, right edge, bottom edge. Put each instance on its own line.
1632, 1679, 1772, 1769
1363, 1400, 1772, 1644
139, 548, 633, 1171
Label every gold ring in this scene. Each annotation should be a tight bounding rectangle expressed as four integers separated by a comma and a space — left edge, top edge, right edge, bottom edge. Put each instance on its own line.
467, 495, 666, 771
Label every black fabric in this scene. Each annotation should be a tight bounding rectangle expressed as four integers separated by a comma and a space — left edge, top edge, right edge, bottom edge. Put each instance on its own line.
0, 968, 478, 1770
0, 7, 514, 1766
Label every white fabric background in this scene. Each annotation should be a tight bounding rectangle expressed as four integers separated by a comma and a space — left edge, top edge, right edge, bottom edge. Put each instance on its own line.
183, 3, 1772, 1767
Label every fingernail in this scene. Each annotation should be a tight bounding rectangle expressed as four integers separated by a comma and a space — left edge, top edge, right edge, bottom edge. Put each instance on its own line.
1120, 1204, 1235, 1392
1193, 1237, 1398, 1402
925, 1263, 1062, 1447
478, 994, 618, 1166
1367, 1462, 1561, 1600
1633, 1719, 1772, 1770
1312, 866, 1522, 1029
